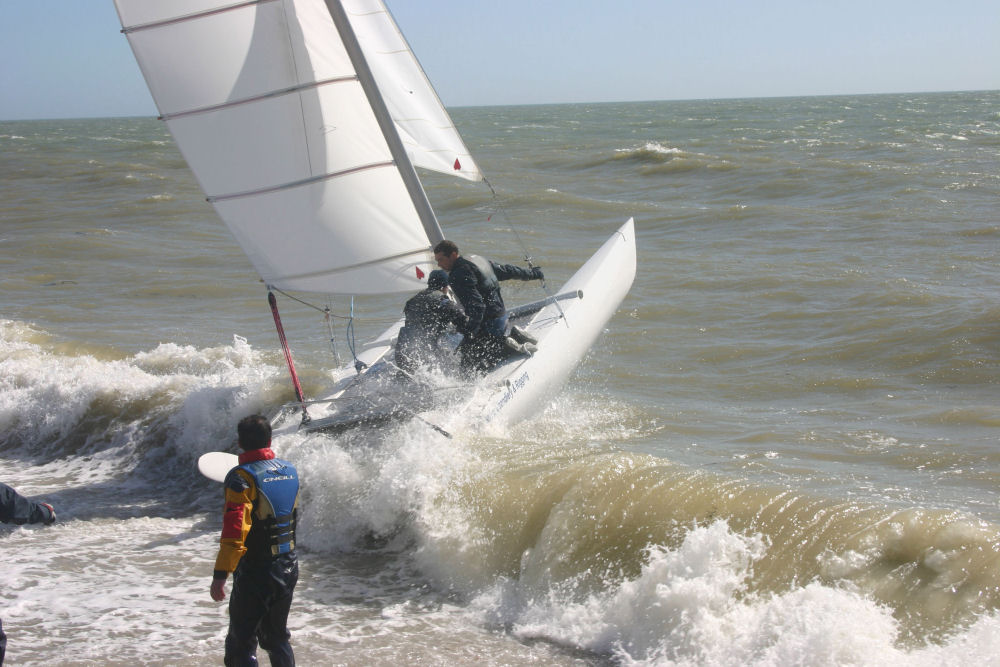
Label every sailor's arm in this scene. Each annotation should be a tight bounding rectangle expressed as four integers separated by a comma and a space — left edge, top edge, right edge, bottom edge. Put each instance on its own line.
490, 261, 544, 282
209, 469, 255, 601
439, 297, 469, 330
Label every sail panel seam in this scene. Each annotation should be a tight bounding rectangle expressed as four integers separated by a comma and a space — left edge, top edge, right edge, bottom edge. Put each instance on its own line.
121, 0, 277, 34
159, 76, 357, 121
279, 0, 319, 187
207, 161, 394, 203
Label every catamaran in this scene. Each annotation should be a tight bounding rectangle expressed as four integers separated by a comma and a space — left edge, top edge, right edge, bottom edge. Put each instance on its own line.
113, 0, 636, 437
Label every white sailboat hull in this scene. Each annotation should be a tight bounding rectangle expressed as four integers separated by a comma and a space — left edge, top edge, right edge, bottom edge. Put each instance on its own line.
273, 218, 636, 437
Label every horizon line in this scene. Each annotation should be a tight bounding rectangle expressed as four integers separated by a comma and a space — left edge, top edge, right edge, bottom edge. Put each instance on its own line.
2, 87, 997, 123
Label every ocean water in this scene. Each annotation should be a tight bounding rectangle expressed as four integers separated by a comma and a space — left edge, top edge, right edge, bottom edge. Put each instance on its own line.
2, 90, 1000, 665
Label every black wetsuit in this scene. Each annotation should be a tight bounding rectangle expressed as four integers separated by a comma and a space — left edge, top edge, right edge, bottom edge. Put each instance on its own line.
1, 482, 55, 665
447, 256, 540, 372
395, 288, 468, 374
215, 450, 299, 667
0, 482, 54, 526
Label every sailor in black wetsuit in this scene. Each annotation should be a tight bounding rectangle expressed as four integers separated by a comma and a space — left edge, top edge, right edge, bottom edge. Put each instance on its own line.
395, 269, 468, 375
209, 415, 300, 667
0, 483, 55, 526
433, 240, 543, 373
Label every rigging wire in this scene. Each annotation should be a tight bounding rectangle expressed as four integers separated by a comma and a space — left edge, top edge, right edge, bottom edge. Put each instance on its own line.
270, 286, 343, 317
268, 287, 379, 372
267, 286, 397, 326
324, 298, 342, 366
347, 296, 366, 373
482, 175, 568, 325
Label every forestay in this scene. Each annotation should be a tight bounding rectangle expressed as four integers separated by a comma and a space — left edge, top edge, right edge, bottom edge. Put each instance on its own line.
113, 0, 482, 295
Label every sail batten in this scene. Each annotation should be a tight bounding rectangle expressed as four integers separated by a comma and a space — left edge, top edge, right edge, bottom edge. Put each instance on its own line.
207, 160, 395, 202
114, 0, 481, 294
160, 75, 357, 121
121, 0, 276, 34
267, 246, 433, 285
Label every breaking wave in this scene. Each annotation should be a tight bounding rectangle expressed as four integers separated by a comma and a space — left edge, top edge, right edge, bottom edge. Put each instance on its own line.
4, 320, 1000, 665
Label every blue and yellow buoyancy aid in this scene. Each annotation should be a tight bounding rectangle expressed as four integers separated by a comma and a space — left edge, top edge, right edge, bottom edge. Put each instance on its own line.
215, 448, 299, 575
240, 457, 299, 556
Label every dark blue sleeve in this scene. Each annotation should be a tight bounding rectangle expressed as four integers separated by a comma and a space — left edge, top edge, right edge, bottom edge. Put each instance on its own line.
490, 261, 536, 281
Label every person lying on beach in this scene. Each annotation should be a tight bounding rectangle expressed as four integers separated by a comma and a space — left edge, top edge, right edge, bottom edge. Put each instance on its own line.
0, 482, 55, 526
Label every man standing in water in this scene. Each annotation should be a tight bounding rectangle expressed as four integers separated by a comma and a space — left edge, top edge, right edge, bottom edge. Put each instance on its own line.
210, 415, 300, 667
433, 240, 543, 373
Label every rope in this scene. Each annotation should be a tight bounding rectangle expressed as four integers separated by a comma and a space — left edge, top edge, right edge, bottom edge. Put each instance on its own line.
268, 286, 397, 325
483, 176, 536, 271
268, 287, 405, 372
270, 286, 345, 317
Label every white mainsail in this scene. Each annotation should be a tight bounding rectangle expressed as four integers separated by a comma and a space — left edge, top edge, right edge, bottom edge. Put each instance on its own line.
114, 0, 482, 294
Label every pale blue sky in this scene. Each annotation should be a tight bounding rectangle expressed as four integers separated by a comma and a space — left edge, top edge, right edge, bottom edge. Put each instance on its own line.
1, 1, 998, 121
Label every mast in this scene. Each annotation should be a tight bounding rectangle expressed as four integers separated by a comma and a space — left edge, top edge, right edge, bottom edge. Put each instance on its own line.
323, 0, 445, 246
